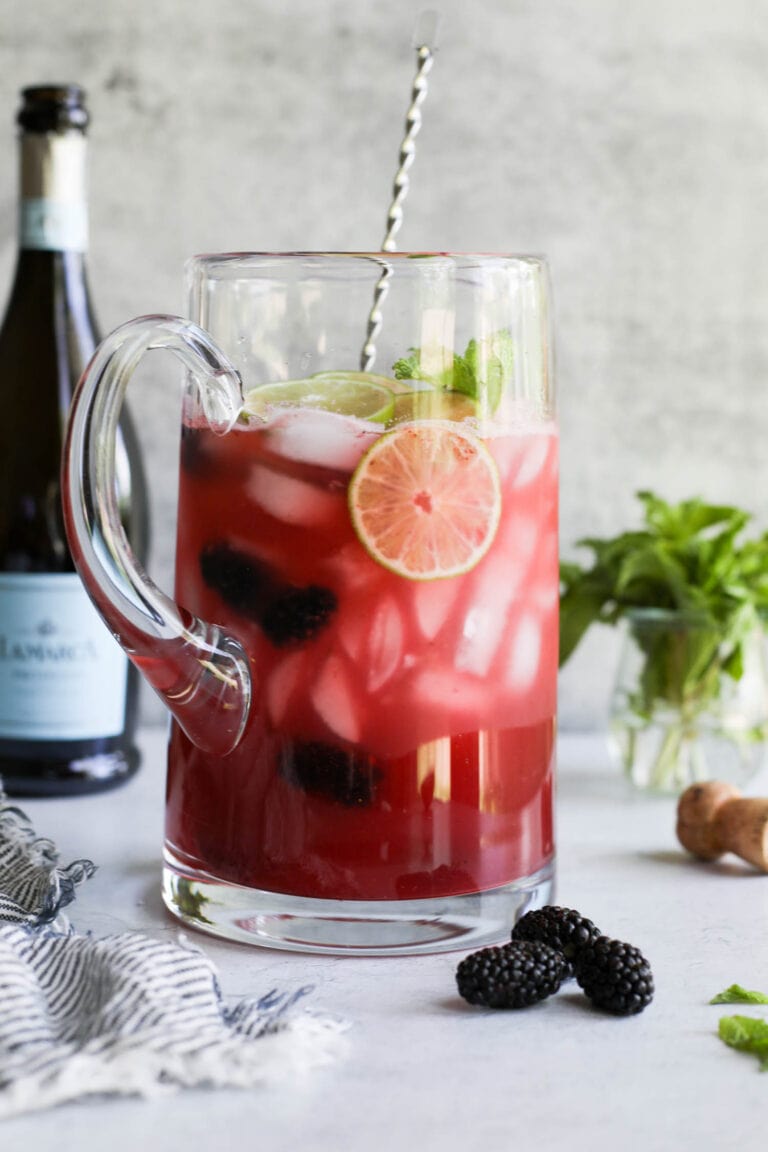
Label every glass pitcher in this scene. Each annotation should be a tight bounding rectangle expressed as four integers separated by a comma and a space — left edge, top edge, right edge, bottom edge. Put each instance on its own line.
62, 253, 558, 955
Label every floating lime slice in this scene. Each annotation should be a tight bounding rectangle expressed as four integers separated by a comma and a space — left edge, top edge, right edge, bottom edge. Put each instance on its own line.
311, 370, 434, 397
243, 373, 395, 423
390, 389, 477, 425
311, 370, 405, 390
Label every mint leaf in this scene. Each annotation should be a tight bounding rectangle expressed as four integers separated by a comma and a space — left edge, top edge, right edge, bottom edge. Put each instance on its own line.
172, 878, 213, 925
711, 985, 768, 1005
559, 493, 768, 696
391, 331, 514, 411
393, 352, 422, 381
718, 1015, 768, 1069
462, 331, 514, 411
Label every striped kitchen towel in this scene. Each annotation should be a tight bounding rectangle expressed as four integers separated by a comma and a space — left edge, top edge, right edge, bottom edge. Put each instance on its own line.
0, 792, 347, 1118
0, 792, 95, 930
0, 925, 346, 1118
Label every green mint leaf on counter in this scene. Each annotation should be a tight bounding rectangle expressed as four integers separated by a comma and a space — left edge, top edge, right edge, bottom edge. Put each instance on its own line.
718, 1015, 768, 1069
392, 330, 513, 411
711, 985, 768, 1005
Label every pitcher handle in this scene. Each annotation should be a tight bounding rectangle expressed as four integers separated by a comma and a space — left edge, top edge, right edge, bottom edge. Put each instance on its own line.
62, 314, 251, 757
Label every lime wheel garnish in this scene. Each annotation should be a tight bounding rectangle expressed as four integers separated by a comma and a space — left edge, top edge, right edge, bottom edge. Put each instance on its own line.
242, 373, 395, 423
348, 421, 502, 580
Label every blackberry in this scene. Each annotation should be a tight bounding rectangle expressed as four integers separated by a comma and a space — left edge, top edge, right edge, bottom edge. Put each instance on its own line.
199, 543, 336, 646
279, 741, 380, 806
199, 542, 270, 619
456, 941, 568, 1010
512, 905, 602, 975
262, 585, 337, 647
574, 936, 654, 1016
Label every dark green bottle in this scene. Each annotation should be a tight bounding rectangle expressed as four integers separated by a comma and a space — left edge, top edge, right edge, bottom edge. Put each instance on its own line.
0, 85, 149, 795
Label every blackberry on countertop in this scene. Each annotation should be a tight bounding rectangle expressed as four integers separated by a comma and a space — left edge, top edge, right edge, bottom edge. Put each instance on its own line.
512, 905, 602, 975
574, 936, 654, 1016
456, 941, 568, 1010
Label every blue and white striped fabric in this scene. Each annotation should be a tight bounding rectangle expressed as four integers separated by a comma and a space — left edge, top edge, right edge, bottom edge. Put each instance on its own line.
0, 794, 95, 930
0, 793, 347, 1118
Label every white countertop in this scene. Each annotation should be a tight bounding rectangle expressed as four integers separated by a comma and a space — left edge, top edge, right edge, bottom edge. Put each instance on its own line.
5, 727, 768, 1152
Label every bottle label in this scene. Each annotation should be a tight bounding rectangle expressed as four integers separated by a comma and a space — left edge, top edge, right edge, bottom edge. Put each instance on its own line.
0, 573, 128, 740
20, 198, 88, 252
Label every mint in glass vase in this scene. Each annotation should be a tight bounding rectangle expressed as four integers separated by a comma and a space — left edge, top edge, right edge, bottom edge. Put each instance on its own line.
560, 492, 768, 793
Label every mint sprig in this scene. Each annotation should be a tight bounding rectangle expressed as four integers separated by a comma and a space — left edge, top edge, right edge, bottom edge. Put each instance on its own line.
560, 491, 768, 667
560, 494, 768, 713
393, 330, 513, 412
561, 492, 768, 789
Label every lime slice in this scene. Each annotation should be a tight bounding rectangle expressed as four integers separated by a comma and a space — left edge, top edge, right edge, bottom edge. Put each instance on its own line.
391, 389, 477, 425
348, 421, 502, 581
243, 373, 395, 423
312, 370, 435, 397
311, 370, 405, 390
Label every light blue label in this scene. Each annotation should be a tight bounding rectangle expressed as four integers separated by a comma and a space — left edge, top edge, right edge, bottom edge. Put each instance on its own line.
0, 573, 127, 740
20, 199, 87, 252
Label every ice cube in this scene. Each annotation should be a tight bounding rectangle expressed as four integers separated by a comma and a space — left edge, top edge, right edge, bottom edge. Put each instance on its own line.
266, 408, 380, 471
311, 653, 361, 743
325, 542, 379, 591
484, 431, 520, 481
413, 579, 460, 641
337, 603, 369, 662
513, 433, 552, 489
454, 602, 498, 679
453, 534, 531, 677
247, 465, 340, 526
495, 512, 539, 575
532, 530, 560, 610
266, 650, 305, 725
412, 667, 489, 718
506, 613, 541, 692
366, 597, 404, 692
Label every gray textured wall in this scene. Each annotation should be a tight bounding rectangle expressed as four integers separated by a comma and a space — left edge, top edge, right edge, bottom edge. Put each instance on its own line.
2, 0, 767, 729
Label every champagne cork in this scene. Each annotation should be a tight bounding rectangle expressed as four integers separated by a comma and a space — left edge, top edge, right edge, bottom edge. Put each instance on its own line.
676, 782, 768, 871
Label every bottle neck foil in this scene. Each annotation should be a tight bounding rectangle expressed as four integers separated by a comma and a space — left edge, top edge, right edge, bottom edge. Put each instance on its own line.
18, 132, 88, 253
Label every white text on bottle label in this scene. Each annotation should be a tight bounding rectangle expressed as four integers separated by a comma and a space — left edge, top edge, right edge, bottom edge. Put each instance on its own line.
0, 573, 128, 740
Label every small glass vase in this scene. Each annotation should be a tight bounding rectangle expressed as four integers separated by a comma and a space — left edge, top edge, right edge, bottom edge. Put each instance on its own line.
608, 609, 768, 794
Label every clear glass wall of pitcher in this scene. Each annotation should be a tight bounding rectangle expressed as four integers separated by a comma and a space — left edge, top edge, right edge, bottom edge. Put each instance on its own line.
63, 253, 558, 955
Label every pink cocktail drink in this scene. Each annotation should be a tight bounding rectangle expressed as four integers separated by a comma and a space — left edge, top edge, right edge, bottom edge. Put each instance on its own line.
167, 401, 558, 902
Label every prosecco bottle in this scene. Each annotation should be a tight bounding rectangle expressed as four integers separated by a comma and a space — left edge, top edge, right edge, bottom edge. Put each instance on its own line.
0, 85, 149, 796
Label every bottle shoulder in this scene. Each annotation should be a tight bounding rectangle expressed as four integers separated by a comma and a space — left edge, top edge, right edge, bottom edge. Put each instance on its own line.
0, 250, 99, 397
